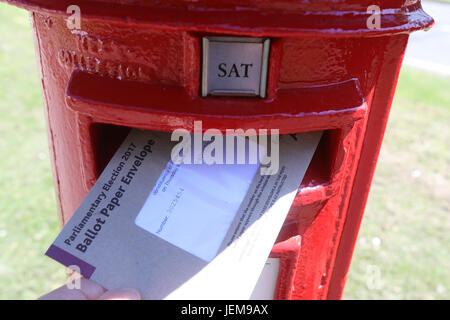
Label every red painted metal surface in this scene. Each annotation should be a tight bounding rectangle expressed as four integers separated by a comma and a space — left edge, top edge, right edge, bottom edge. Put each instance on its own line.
2, 0, 433, 299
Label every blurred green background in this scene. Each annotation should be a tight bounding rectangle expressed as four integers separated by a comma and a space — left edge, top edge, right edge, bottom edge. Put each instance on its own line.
0, 3, 448, 300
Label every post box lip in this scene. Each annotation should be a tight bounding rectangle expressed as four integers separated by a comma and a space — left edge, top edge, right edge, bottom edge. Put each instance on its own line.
4, 0, 434, 37
65, 70, 367, 135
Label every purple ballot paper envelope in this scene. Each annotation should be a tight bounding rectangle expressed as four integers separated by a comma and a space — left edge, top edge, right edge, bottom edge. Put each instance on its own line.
46, 129, 322, 299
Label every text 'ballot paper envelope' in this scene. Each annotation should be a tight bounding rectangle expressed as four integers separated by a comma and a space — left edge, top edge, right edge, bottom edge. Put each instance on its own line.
45, 129, 322, 300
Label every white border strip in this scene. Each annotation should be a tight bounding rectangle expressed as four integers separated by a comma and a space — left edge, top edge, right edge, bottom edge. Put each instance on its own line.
404, 57, 450, 77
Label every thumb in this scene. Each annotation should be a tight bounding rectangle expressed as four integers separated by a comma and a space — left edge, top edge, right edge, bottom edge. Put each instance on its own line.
98, 288, 141, 300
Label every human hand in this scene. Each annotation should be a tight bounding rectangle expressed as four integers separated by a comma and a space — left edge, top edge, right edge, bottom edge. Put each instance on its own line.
38, 278, 141, 300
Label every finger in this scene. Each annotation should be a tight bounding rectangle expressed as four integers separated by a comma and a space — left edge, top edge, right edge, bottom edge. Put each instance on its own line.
38, 285, 88, 300
38, 278, 106, 300
98, 288, 141, 300
77, 278, 106, 300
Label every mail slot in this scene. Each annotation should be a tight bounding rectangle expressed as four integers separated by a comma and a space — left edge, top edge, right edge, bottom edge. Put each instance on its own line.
2, 0, 433, 299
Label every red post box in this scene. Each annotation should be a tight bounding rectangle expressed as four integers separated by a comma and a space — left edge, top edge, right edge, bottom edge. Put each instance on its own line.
2, 0, 433, 299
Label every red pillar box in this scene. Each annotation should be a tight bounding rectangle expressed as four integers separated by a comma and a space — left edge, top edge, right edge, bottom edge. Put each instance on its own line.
2, 0, 433, 299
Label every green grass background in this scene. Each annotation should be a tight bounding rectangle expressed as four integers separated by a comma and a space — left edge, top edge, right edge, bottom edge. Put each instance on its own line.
0, 4, 449, 299
0, 5, 65, 299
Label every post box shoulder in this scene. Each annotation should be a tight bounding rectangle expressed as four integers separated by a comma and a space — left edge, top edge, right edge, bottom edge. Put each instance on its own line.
3, 0, 433, 37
